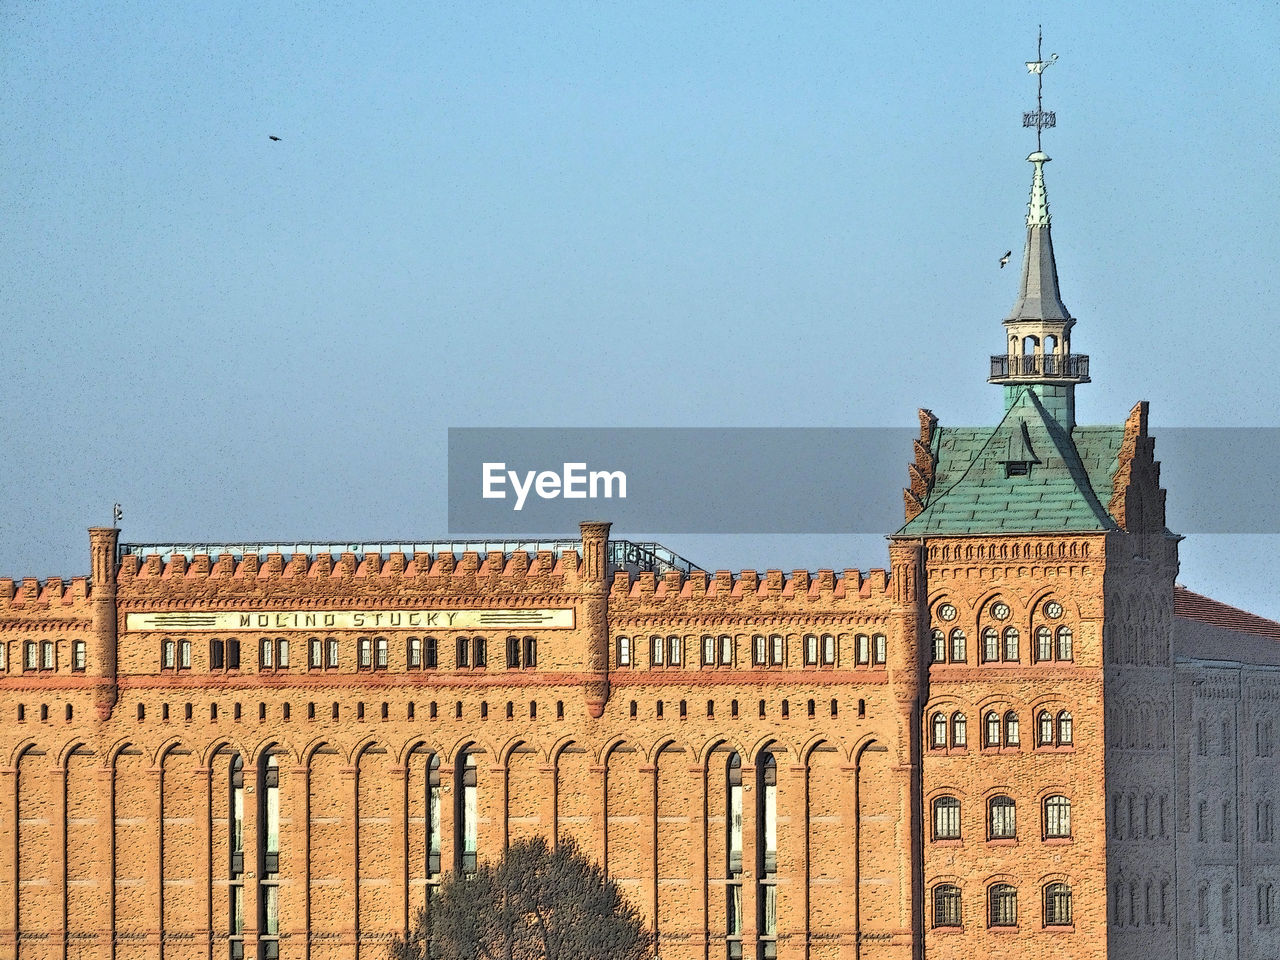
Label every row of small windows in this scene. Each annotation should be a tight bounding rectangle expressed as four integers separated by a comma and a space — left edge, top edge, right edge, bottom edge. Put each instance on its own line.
2, 640, 88, 672
932, 882, 1072, 928
617, 634, 886, 669
1189, 881, 1276, 931
1191, 797, 1276, 843
932, 795, 1071, 841
930, 625, 1073, 664
176, 636, 538, 672
1114, 878, 1173, 928
929, 710, 1073, 750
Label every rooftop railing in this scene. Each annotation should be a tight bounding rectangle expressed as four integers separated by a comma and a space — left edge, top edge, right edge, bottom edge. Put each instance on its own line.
989, 353, 1090, 381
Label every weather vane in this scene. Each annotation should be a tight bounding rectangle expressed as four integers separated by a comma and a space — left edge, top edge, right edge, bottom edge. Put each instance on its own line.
1023, 27, 1058, 151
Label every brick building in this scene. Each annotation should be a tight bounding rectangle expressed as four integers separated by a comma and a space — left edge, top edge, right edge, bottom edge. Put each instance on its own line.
1, 147, 1276, 960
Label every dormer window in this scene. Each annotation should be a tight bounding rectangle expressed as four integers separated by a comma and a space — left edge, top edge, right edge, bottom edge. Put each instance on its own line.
1006, 461, 1032, 477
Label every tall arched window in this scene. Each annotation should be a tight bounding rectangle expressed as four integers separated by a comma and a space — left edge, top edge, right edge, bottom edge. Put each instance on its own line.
933, 884, 962, 927
427, 754, 442, 875
984, 711, 1001, 747
1056, 626, 1073, 660
757, 752, 778, 954
1002, 627, 1019, 662
1044, 796, 1071, 838
1037, 710, 1054, 746
931, 629, 947, 664
982, 628, 999, 663
1004, 711, 1020, 746
1044, 882, 1072, 925
726, 752, 744, 953
951, 712, 967, 747
1058, 711, 1074, 745
989, 796, 1017, 839
950, 629, 967, 663
931, 713, 948, 748
456, 750, 478, 873
258, 754, 282, 953
229, 754, 245, 954
989, 883, 1017, 926
1036, 626, 1053, 661
933, 796, 961, 839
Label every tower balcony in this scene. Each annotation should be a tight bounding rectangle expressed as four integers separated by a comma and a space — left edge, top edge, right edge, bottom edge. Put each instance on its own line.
989, 353, 1090, 384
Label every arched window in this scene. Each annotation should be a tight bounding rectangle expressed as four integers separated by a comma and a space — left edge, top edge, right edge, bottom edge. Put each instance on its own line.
726, 752, 744, 949
931, 629, 947, 664
721, 635, 735, 665
855, 634, 870, 665
950, 629, 966, 663
770, 634, 785, 666
651, 635, 664, 666
805, 634, 819, 666
1002, 627, 1019, 662
931, 713, 948, 749
1037, 710, 1054, 746
754, 635, 769, 666
668, 636, 682, 666
427, 754, 442, 875
1044, 882, 1072, 925
705, 635, 718, 666
456, 750, 478, 874
1036, 625, 1052, 661
989, 796, 1016, 839
989, 883, 1017, 926
1058, 711, 1074, 745
1056, 626, 1073, 661
984, 711, 1001, 747
933, 884, 962, 927
982, 628, 999, 663
1004, 711, 1020, 746
757, 751, 779, 951
1045, 796, 1071, 838
820, 634, 835, 665
933, 796, 961, 839
162, 640, 176, 670
951, 712, 967, 747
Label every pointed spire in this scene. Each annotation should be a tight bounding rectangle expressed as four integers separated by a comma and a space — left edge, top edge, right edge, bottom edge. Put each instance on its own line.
1006, 151, 1071, 322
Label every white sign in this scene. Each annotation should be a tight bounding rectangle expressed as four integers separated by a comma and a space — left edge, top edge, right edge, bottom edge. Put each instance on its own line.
126, 608, 575, 632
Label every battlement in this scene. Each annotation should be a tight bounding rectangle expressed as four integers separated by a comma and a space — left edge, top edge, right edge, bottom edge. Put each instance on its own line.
608, 567, 894, 603
0, 576, 91, 608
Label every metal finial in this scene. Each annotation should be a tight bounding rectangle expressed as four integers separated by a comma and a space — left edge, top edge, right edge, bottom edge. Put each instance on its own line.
113, 503, 123, 525
1023, 26, 1058, 151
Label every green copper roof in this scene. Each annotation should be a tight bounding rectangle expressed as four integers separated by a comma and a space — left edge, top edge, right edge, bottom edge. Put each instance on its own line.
898, 388, 1122, 536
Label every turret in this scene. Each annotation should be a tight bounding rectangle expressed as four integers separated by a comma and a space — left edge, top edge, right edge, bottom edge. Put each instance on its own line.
88, 526, 120, 719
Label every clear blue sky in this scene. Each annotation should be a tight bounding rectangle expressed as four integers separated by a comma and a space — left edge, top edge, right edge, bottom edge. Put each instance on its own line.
3, 3, 1279, 616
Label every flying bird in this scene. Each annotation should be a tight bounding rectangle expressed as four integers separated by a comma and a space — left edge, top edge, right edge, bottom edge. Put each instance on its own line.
999, 250, 1012, 268
269, 135, 282, 142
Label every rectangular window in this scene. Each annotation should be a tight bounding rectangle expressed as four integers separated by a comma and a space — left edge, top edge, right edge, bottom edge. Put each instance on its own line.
617, 636, 631, 667
23, 642, 36, 671
872, 634, 887, 665
933, 800, 961, 839
359, 639, 372, 669
856, 635, 870, 665
376, 637, 388, 669
180, 640, 192, 669
651, 636, 663, 666
0, 644, 6, 672
326, 639, 339, 668
753, 635, 767, 666
507, 636, 521, 669
805, 635, 818, 666
821, 634, 835, 665
309, 639, 322, 669
720, 635, 733, 665
409, 637, 422, 668
668, 636, 681, 666
261, 638, 274, 669
473, 637, 487, 668
163, 640, 176, 670
211, 640, 225, 670
72, 641, 86, 671
227, 639, 241, 670
457, 637, 469, 668
523, 637, 536, 668
41, 641, 54, 670
704, 635, 716, 666
421, 635, 436, 668
277, 639, 288, 669
769, 635, 784, 666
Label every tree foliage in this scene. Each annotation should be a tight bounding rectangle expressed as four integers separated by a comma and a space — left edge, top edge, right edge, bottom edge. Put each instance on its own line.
390, 836, 652, 960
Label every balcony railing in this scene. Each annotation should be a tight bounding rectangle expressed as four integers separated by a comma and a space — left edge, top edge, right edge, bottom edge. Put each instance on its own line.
989, 353, 1090, 380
